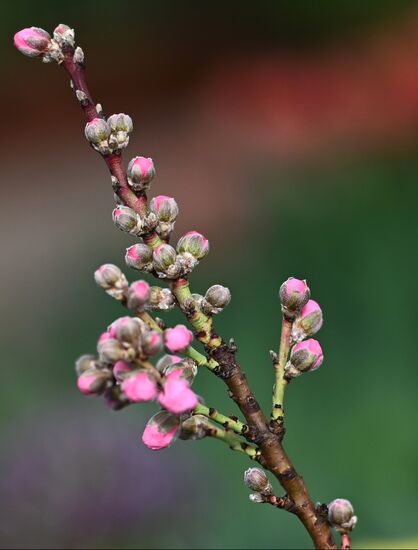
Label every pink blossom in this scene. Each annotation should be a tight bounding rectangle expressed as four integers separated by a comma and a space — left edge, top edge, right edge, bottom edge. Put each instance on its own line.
158, 368, 198, 414
122, 371, 158, 402
164, 324, 193, 353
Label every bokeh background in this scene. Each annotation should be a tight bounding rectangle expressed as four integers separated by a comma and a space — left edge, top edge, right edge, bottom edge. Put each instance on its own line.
2, 1, 418, 548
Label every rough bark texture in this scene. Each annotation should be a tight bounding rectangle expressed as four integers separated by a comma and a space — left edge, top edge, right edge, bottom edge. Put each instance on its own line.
209, 344, 337, 549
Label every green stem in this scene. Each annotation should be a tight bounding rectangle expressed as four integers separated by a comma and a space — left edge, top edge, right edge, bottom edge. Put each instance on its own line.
271, 317, 292, 422
193, 403, 248, 435
206, 424, 260, 460
170, 278, 221, 347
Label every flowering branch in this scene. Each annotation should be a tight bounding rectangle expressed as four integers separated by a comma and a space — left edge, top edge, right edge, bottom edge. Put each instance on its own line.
14, 24, 358, 550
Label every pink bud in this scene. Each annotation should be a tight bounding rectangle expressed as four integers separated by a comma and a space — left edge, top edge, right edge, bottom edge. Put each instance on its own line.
177, 231, 210, 260
112, 205, 141, 235
127, 280, 150, 311
122, 370, 158, 402
125, 243, 153, 271
108, 316, 141, 343
149, 195, 179, 222
53, 24, 74, 47
142, 331, 164, 356
290, 338, 323, 373
77, 370, 108, 396
98, 331, 112, 343
164, 324, 193, 353
279, 277, 310, 315
142, 411, 180, 450
158, 369, 199, 414
292, 299, 323, 342
14, 27, 51, 57
156, 354, 183, 372
127, 156, 156, 191
112, 360, 132, 382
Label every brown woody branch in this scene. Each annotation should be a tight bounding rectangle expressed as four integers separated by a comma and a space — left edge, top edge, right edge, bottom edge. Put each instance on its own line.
58, 41, 336, 550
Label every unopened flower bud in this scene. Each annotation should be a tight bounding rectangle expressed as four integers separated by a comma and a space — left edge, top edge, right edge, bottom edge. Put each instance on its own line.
112, 360, 132, 382
85, 118, 111, 154
164, 359, 198, 384
147, 286, 176, 311
292, 299, 323, 342
112, 206, 142, 235
94, 263, 128, 300
149, 195, 179, 239
53, 24, 75, 47
156, 354, 183, 372
177, 231, 209, 260
127, 156, 155, 192
77, 368, 109, 396
75, 354, 96, 376
328, 499, 357, 532
97, 337, 126, 364
142, 330, 164, 356
107, 113, 133, 150
125, 243, 153, 272
150, 195, 178, 221
179, 414, 213, 440
122, 370, 159, 402
142, 410, 180, 450
279, 277, 310, 318
109, 316, 141, 344
244, 468, 273, 495
14, 27, 51, 58
127, 280, 150, 311
164, 324, 193, 353
286, 339, 323, 378
204, 284, 231, 314
158, 369, 198, 414
153, 244, 181, 278
94, 263, 123, 288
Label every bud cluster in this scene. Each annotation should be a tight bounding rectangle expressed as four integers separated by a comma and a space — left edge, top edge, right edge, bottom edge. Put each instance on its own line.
94, 263, 177, 313
193, 284, 231, 315
14, 24, 69, 63
124, 231, 210, 279
76, 319, 200, 443
279, 278, 325, 379
85, 114, 133, 155
110, 194, 182, 254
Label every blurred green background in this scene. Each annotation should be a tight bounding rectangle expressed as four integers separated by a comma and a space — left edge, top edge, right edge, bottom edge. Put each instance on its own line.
2, 1, 418, 548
